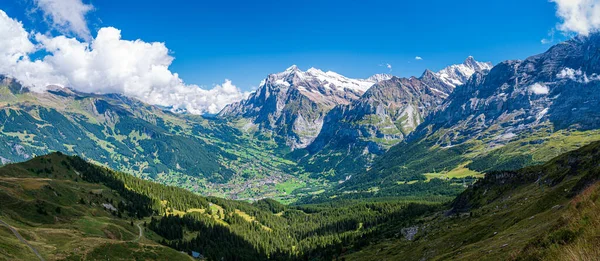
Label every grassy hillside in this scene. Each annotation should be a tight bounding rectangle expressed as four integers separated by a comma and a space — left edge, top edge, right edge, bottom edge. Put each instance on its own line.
3, 138, 600, 260
0, 152, 440, 260
304, 127, 600, 204
336, 34, 600, 202
344, 140, 600, 260
0, 153, 191, 261
0, 79, 324, 202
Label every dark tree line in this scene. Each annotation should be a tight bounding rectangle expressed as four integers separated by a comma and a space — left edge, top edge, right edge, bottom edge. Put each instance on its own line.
41, 153, 441, 261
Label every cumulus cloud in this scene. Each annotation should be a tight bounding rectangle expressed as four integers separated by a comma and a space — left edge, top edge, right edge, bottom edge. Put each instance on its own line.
0, 10, 35, 72
0, 10, 249, 115
529, 83, 550, 95
551, 0, 600, 36
415, 56, 423, 60
34, 0, 94, 40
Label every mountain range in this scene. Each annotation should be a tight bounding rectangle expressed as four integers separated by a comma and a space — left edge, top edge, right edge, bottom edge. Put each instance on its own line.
3, 34, 600, 203
219, 65, 393, 149
0, 78, 305, 201
220, 57, 492, 180
333, 33, 600, 200
1, 28, 600, 261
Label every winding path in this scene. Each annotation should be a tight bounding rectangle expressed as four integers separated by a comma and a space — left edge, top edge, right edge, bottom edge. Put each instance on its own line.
0, 219, 45, 261
134, 222, 143, 242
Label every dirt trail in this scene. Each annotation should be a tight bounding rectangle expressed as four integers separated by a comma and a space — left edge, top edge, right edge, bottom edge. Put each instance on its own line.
134, 222, 143, 242
0, 219, 45, 261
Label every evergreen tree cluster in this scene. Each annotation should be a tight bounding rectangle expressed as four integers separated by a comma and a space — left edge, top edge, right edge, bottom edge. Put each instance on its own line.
47, 154, 439, 260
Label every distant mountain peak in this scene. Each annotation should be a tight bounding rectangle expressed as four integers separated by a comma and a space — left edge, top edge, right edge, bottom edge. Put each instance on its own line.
0, 75, 29, 94
463, 55, 477, 65
306, 67, 323, 74
219, 66, 393, 149
285, 65, 300, 72
367, 73, 394, 83
435, 57, 493, 88
262, 66, 391, 94
420, 69, 436, 78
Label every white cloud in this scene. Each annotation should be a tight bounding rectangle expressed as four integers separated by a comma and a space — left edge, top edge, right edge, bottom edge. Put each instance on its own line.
379, 63, 392, 72
415, 56, 423, 60
0, 10, 249, 115
0, 10, 35, 72
529, 83, 550, 95
33, 0, 94, 40
557, 67, 583, 80
551, 0, 600, 36
557, 67, 600, 82
541, 29, 556, 44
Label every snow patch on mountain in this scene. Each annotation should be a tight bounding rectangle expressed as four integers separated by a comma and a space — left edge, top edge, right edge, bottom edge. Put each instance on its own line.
268, 65, 392, 94
219, 66, 394, 149
435, 56, 493, 88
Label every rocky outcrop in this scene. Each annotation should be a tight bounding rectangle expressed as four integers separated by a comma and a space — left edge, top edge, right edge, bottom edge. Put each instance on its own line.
219, 66, 392, 149
410, 33, 600, 148
351, 33, 600, 189
300, 58, 492, 178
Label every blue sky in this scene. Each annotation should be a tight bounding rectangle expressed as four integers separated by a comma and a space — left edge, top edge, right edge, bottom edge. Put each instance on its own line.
3, 0, 564, 91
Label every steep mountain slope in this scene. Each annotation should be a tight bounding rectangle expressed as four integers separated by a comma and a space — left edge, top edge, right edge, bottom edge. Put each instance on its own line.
298, 58, 492, 179
343, 33, 600, 196
346, 140, 600, 260
0, 152, 192, 260
219, 66, 392, 149
0, 77, 307, 200
6, 126, 600, 261
0, 152, 438, 261
436, 56, 493, 87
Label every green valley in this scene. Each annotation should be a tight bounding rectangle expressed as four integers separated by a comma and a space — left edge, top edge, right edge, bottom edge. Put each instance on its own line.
1, 2, 600, 259
0, 152, 439, 260
4, 134, 600, 260
0, 78, 326, 202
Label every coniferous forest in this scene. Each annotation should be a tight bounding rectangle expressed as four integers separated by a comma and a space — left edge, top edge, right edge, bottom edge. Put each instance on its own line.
2, 1, 600, 260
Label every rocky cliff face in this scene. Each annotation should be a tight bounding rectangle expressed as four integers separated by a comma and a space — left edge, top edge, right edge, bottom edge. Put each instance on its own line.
300, 58, 492, 178
348, 33, 600, 190
411, 34, 600, 148
436, 56, 493, 87
219, 65, 392, 149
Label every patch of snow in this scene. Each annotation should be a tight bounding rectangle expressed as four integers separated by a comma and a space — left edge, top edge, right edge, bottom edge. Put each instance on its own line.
268, 66, 392, 94
274, 79, 291, 87
529, 83, 549, 95
429, 87, 449, 97
536, 108, 549, 120
435, 56, 492, 88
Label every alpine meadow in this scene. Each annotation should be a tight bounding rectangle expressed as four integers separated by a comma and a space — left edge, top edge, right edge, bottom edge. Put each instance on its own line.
1, 0, 600, 260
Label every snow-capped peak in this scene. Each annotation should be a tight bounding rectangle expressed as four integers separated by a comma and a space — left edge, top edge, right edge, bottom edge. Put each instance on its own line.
264, 66, 392, 93
435, 57, 493, 88
367, 73, 394, 83
285, 65, 300, 72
